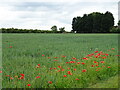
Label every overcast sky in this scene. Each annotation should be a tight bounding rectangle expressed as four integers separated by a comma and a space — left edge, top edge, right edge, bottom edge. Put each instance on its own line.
0, 0, 119, 31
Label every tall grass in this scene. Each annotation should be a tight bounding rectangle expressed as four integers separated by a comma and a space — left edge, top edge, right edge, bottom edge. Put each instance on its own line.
2, 33, 119, 88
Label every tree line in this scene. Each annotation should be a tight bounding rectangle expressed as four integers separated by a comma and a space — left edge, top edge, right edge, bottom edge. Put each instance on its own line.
0, 26, 66, 33
1, 11, 120, 33
71, 11, 120, 33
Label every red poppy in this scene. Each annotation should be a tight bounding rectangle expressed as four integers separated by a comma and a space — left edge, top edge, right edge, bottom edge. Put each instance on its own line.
68, 68, 70, 70
0, 71, 2, 73
53, 68, 56, 69
82, 69, 87, 72
42, 55, 45, 56
50, 68, 52, 70
76, 78, 80, 80
100, 61, 104, 63
94, 55, 99, 58
82, 58, 88, 60
105, 54, 109, 56
82, 62, 85, 64
102, 57, 106, 59
68, 72, 72, 75
9, 46, 12, 48
63, 75, 67, 77
20, 74, 24, 77
74, 69, 76, 71
19, 76, 24, 79
96, 65, 98, 66
94, 61, 97, 63
72, 58, 76, 60
57, 70, 61, 72
111, 48, 115, 50
100, 51, 103, 54
61, 69, 64, 71
36, 76, 40, 78
102, 66, 105, 67
62, 56, 66, 57
70, 61, 75, 63
94, 51, 98, 53
48, 57, 51, 59
96, 69, 99, 71
48, 81, 52, 84
58, 66, 61, 68
9, 76, 13, 79
108, 66, 111, 68
77, 62, 80, 64
6, 75, 10, 77
54, 57, 58, 58
27, 84, 31, 86
66, 62, 69, 64
116, 55, 120, 56
91, 65, 94, 67
38, 64, 40, 66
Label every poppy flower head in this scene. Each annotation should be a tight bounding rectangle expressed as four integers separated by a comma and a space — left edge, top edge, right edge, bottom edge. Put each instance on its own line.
42, 55, 45, 56
82, 58, 88, 60
9, 46, 12, 48
68, 68, 70, 70
94, 61, 97, 63
94, 51, 98, 53
38, 64, 40, 66
0, 71, 2, 73
100, 61, 105, 63
58, 66, 61, 68
19, 76, 24, 79
102, 57, 106, 59
63, 75, 67, 77
53, 68, 56, 69
81, 63, 85, 65
82, 69, 87, 72
20, 74, 24, 77
36, 76, 40, 78
27, 84, 31, 86
48, 81, 52, 84
111, 48, 115, 50
91, 65, 94, 67
96, 65, 98, 66
74, 69, 76, 71
76, 78, 80, 80
10, 77, 13, 79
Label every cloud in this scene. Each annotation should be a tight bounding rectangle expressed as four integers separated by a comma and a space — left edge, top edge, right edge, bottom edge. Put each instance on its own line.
0, 0, 119, 31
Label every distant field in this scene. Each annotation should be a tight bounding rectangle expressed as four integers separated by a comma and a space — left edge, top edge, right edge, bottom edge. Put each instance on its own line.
2, 33, 119, 88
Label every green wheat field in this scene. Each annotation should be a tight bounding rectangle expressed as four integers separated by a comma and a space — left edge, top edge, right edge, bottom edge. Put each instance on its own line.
1, 33, 119, 88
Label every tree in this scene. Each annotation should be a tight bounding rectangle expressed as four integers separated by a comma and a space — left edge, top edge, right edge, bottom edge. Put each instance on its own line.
59, 27, 65, 33
118, 20, 120, 28
51, 25, 57, 33
71, 11, 114, 33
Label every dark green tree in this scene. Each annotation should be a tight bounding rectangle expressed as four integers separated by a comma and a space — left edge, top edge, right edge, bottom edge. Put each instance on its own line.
51, 25, 57, 33
59, 27, 65, 33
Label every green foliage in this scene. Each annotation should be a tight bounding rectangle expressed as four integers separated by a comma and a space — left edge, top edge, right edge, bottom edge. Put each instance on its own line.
72, 11, 114, 33
110, 26, 120, 33
51, 25, 58, 33
59, 27, 65, 33
2, 33, 118, 88
0, 28, 63, 33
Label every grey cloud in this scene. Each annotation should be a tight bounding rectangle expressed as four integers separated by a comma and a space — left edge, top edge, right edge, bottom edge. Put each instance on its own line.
12, 2, 63, 12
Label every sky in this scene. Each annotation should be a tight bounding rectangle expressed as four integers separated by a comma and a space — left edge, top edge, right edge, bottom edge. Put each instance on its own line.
0, 0, 119, 31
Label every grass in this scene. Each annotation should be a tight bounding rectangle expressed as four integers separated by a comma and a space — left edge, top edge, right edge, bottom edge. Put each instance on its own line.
88, 74, 118, 88
2, 33, 119, 88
